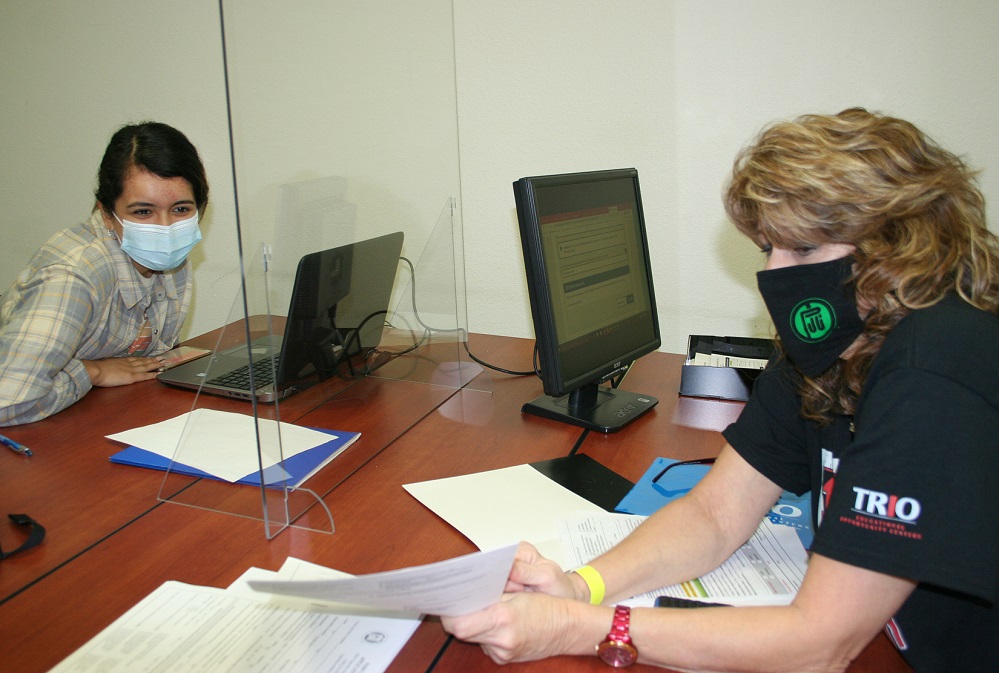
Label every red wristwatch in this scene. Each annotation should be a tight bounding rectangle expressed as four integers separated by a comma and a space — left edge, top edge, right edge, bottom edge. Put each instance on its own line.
596, 605, 638, 667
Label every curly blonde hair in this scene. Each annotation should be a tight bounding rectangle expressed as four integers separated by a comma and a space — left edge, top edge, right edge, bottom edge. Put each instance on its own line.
725, 108, 999, 422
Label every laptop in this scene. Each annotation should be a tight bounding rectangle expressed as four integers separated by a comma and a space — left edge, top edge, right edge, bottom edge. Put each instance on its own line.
158, 231, 405, 402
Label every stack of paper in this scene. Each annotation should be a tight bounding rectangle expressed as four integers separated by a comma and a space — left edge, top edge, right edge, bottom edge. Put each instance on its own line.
48, 558, 421, 673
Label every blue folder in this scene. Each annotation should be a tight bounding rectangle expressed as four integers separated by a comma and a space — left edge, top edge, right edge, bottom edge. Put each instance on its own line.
110, 427, 359, 488
615, 457, 813, 548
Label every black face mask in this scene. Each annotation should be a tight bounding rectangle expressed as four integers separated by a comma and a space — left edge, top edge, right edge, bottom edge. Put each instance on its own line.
756, 256, 864, 377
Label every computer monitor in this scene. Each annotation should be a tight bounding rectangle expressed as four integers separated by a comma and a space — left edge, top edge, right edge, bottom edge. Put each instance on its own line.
514, 168, 660, 432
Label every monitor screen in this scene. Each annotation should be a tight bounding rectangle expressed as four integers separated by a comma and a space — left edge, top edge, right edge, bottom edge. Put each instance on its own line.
514, 168, 660, 432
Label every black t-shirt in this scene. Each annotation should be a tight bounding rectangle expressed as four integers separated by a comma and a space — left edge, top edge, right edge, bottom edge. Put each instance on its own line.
723, 295, 999, 672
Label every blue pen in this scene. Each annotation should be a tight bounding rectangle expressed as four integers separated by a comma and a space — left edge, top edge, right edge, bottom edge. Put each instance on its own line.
0, 433, 32, 457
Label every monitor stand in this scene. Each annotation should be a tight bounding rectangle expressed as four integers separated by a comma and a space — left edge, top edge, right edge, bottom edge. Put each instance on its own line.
522, 383, 658, 433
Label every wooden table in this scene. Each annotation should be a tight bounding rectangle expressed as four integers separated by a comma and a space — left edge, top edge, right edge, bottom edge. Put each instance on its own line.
1, 336, 913, 673
0, 322, 454, 600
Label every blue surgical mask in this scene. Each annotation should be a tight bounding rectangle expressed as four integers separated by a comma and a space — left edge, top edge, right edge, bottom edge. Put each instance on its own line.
113, 212, 202, 271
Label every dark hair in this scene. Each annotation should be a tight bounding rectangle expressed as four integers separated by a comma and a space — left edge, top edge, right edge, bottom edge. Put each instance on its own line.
95, 122, 209, 215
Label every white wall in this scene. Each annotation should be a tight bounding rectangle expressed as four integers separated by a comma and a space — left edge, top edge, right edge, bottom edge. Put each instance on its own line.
453, 0, 999, 352
0, 0, 236, 340
0, 1, 461, 341
3, 1, 998, 354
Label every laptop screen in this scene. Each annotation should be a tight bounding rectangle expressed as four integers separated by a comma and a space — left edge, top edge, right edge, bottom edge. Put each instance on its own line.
279, 231, 405, 383
157, 231, 405, 401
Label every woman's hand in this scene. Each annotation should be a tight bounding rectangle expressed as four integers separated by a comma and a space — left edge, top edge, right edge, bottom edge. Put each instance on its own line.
443, 590, 595, 664
441, 543, 605, 664
83, 356, 164, 387
505, 542, 580, 599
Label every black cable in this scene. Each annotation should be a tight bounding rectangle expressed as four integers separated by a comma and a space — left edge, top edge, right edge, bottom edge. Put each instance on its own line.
460, 335, 536, 377
308, 309, 431, 381
397, 256, 536, 377
567, 429, 591, 456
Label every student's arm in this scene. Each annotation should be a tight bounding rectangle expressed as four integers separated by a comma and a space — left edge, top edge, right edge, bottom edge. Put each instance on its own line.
1, 269, 166, 425
0, 268, 98, 424
1, 262, 158, 425
81, 356, 163, 387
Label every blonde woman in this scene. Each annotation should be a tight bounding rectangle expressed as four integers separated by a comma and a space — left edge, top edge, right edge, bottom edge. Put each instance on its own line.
443, 109, 999, 672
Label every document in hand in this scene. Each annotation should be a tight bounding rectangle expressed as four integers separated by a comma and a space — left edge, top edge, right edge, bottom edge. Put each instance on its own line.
248, 545, 518, 616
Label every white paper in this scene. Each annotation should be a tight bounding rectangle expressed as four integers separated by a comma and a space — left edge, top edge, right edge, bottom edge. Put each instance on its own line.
403, 464, 605, 568
249, 545, 518, 617
47, 581, 421, 673
225, 557, 351, 597
689, 352, 768, 370
277, 556, 354, 581
107, 409, 338, 482
229, 558, 424, 619
557, 512, 808, 606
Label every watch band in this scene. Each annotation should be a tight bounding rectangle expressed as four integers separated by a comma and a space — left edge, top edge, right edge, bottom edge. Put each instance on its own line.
606, 605, 633, 643
596, 605, 638, 667
574, 565, 605, 605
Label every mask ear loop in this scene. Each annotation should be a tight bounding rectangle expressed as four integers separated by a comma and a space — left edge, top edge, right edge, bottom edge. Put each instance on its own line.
0, 513, 46, 560
100, 208, 123, 244
109, 213, 125, 244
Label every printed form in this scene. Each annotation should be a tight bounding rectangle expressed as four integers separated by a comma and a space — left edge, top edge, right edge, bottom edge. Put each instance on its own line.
558, 512, 808, 606
47, 557, 422, 673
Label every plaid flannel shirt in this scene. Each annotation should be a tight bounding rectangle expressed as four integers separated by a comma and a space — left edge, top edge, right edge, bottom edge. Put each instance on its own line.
0, 213, 191, 425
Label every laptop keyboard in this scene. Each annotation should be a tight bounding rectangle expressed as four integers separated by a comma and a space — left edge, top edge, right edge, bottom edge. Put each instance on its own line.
206, 355, 280, 390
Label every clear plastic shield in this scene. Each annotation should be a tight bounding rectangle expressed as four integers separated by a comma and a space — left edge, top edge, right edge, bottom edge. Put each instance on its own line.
156, 245, 334, 539
155, 206, 482, 537
359, 197, 492, 394
150, 0, 476, 537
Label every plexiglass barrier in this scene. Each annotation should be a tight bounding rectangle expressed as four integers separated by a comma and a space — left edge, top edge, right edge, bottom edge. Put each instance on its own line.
151, 0, 471, 538
157, 193, 485, 538
368, 197, 490, 393
156, 245, 334, 538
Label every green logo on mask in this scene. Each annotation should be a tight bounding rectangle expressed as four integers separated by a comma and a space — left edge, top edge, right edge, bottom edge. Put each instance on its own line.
790, 298, 836, 342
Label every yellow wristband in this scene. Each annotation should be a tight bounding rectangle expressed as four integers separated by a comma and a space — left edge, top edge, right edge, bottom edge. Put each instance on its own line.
574, 565, 605, 605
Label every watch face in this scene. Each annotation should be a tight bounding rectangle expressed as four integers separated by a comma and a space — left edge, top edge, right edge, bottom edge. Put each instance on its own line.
597, 640, 638, 667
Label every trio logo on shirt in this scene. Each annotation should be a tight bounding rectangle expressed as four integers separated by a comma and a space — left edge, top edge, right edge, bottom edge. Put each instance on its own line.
851, 487, 922, 523
820, 449, 924, 540
842, 485, 924, 540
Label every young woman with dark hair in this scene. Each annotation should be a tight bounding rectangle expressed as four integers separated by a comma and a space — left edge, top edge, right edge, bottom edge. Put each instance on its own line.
0, 122, 209, 425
